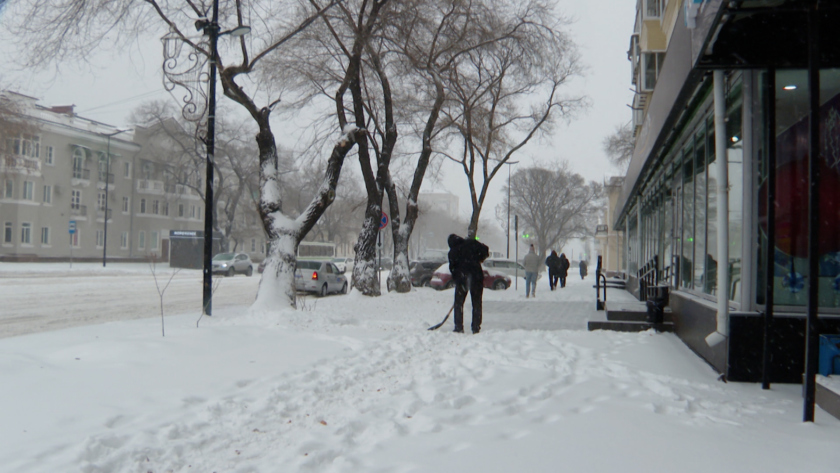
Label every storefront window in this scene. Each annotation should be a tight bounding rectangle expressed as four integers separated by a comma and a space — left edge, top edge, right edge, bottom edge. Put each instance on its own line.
758, 69, 840, 309
727, 94, 743, 302
681, 146, 695, 289
694, 130, 708, 290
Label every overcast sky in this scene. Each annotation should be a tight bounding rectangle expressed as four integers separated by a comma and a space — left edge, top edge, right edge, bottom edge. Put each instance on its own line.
0, 0, 635, 228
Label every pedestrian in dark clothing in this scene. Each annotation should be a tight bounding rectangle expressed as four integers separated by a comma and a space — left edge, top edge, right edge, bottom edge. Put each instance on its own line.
545, 250, 562, 291
579, 260, 588, 280
558, 253, 570, 288
448, 234, 490, 334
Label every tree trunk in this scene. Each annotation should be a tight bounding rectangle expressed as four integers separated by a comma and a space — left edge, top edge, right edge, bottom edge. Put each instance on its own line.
385, 181, 411, 292
352, 205, 382, 296
252, 112, 298, 309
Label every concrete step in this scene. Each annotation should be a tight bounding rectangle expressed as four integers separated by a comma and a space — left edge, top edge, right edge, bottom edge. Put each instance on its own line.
607, 308, 673, 322
587, 320, 675, 333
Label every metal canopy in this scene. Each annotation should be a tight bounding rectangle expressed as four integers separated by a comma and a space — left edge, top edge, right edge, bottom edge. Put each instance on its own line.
700, 1, 840, 69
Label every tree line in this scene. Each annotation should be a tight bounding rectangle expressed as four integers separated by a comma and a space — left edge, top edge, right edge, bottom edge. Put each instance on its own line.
3, 0, 592, 307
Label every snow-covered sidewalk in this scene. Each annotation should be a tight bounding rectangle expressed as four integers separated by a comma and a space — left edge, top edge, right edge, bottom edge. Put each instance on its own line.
1, 270, 839, 472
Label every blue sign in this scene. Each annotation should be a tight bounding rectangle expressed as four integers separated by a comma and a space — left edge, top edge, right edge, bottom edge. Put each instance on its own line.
69, 220, 76, 234
380, 211, 389, 230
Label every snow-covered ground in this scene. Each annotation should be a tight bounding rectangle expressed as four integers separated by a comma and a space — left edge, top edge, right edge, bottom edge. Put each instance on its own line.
1, 263, 839, 472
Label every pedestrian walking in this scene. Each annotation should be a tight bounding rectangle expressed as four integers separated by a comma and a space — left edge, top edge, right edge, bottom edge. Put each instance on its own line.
523, 244, 541, 298
579, 259, 588, 280
558, 253, 570, 288
545, 250, 562, 291
447, 234, 490, 334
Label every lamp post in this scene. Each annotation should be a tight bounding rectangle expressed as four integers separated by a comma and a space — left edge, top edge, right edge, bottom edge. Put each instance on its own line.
102, 128, 129, 267
505, 161, 519, 259
195, 3, 250, 316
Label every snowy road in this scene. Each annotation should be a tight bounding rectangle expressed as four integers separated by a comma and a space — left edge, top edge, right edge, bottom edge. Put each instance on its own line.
0, 263, 260, 339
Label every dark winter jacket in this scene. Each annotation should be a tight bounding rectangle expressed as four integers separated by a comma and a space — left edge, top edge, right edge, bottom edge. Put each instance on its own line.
558, 254, 570, 277
545, 252, 562, 273
448, 234, 489, 282
579, 260, 588, 276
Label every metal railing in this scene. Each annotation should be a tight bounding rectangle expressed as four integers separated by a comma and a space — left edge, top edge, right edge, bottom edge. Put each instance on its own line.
70, 205, 87, 216
97, 208, 112, 219
98, 171, 114, 184
637, 254, 659, 302
72, 168, 91, 180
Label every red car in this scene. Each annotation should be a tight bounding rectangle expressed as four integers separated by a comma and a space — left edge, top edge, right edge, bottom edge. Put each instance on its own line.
430, 266, 511, 291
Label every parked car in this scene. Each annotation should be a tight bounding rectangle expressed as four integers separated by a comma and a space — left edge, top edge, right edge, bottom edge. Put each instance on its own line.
332, 257, 353, 273
378, 256, 393, 270
483, 258, 541, 280
212, 253, 254, 277
410, 261, 448, 287
295, 259, 348, 296
430, 266, 511, 291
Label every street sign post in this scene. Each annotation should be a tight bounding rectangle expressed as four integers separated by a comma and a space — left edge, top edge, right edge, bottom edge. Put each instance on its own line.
380, 211, 389, 230
69, 220, 76, 269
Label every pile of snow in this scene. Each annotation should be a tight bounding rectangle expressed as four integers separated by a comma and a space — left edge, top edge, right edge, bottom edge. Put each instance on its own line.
1, 268, 839, 472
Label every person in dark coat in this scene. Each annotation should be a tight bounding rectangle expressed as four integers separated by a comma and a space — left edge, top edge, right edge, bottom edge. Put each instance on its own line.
448, 234, 490, 334
545, 250, 562, 291
558, 253, 570, 288
579, 259, 588, 280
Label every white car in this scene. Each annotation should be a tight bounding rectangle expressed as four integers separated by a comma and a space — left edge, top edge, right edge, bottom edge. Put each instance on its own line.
332, 257, 354, 273
296, 260, 348, 296
482, 258, 541, 280
211, 253, 254, 277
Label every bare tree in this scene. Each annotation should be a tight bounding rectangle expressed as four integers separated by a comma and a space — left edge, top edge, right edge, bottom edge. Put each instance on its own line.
501, 163, 603, 259
603, 122, 635, 170
438, 0, 586, 238
4, 0, 364, 308
129, 100, 260, 252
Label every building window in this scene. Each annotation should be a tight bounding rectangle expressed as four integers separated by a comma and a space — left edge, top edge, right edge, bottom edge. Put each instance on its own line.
645, 0, 662, 18
162, 202, 169, 216
138, 231, 146, 250
97, 191, 106, 211
152, 200, 160, 215
10, 134, 40, 158
140, 198, 147, 214
43, 185, 52, 204
3, 222, 12, 243
190, 205, 196, 218
642, 52, 666, 92
72, 148, 85, 179
122, 196, 129, 213
4, 179, 12, 199
124, 162, 131, 178
120, 232, 128, 249
23, 181, 34, 200
250, 238, 256, 252
20, 222, 32, 245
45, 146, 54, 165
41, 227, 50, 245
178, 204, 185, 217
96, 229, 104, 248
151, 231, 159, 251
71, 190, 81, 209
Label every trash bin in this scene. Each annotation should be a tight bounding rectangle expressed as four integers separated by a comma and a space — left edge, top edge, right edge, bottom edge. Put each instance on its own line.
819, 334, 840, 376
646, 285, 669, 324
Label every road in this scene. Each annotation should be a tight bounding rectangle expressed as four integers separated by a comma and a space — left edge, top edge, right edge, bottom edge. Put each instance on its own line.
0, 263, 261, 339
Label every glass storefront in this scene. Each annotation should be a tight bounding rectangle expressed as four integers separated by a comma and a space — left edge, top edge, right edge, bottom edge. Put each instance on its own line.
757, 69, 840, 309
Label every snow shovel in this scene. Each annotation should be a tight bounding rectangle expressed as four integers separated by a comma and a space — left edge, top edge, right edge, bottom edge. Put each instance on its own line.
427, 305, 455, 331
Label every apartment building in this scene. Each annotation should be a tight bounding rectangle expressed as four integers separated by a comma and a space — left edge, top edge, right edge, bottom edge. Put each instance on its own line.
0, 92, 205, 261
614, 0, 840, 411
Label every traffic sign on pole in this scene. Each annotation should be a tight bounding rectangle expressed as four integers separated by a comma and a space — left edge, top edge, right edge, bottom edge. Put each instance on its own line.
69, 220, 76, 234
380, 211, 389, 230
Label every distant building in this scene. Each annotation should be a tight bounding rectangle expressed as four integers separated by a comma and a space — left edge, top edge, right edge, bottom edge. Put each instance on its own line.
594, 176, 624, 275
0, 92, 209, 261
419, 192, 459, 219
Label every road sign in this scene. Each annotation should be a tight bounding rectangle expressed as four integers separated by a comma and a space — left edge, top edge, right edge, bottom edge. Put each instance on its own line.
69, 220, 76, 234
380, 211, 389, 230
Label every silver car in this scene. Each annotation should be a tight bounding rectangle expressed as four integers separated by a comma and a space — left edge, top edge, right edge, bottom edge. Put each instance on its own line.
296, 260, 348, 296
482, 258, 541, 280
212, 252, 254, 277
